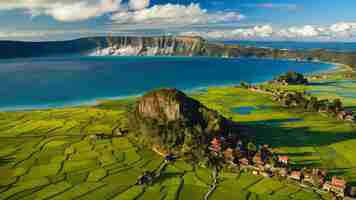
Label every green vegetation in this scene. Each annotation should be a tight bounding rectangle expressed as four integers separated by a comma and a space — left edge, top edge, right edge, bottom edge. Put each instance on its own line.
2, 67, 356, 199
273, 71, 308, 85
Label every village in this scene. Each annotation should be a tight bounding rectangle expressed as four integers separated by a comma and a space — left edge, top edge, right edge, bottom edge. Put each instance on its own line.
130, 132, 355, 200
209, 135, 355, 200
240, 71, 356, 123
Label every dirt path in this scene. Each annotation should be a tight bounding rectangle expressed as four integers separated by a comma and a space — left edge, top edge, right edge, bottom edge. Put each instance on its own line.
204, 166, 218, 200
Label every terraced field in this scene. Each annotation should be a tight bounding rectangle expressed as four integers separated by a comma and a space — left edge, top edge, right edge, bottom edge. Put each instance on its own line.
2, 69, 356, 199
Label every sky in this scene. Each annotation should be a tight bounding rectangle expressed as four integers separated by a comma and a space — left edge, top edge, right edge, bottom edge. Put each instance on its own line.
1, 0, 356, 41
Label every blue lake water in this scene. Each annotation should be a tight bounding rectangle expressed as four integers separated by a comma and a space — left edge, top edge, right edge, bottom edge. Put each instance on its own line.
231, 106, 256, 115
0, 56, 333, 111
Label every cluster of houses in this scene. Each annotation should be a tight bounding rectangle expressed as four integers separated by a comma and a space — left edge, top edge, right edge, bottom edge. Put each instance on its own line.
244, 84, 356, 124
209, 136, 353, 199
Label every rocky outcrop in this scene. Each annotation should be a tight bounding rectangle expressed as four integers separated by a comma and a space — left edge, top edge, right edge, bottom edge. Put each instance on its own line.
136, 88, 207, 123
130, 88, 241, 155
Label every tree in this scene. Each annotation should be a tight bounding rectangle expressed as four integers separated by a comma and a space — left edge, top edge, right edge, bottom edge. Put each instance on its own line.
240, 81, 249, 88
307, 97, 319, 111
247, 142, 257, 158
276, 72, 308, 85
332, 99, 343, 113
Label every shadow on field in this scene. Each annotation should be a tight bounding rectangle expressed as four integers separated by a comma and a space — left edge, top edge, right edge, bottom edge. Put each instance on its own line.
308, 81, 339, 86
243, 119, 356, 148
344, 106, 356, 111
243, 118, 304, 126
0, 156, 14, 167
243, 120, 356, 179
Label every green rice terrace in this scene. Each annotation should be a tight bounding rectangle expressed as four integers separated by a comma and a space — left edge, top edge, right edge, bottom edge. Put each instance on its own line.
1, 67, 356, 200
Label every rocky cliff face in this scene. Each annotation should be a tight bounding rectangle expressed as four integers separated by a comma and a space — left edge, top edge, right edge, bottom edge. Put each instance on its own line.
0, 36, 234, 59
130, 88, 241, 154
89, 36, 208, 56
136, 88, 204, 122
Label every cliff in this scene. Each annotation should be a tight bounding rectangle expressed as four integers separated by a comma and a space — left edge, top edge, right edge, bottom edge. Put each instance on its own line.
0, 36, 229, 59
90, 36, 207, 56
2, 36, 356, 71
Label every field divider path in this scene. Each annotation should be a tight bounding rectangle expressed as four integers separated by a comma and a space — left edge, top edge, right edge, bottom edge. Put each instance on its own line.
204, 166, 218, 200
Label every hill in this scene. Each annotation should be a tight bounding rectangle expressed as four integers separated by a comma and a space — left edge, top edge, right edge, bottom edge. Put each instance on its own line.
129, 88, 241, 158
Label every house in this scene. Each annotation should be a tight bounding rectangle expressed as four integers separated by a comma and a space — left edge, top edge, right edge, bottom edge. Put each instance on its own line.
137, 171, 154, 185
323, 176, 346, 197
239, 158, 249, 166
224, 148, 235, 162
338, 111, 347, 120
165, 154, 176, 162
261, 171, 273, 178
89, 135, 97, 144
253, 153, 265, 167
302, 168, 326, 187
289, 171, 302, 181
210, 138, 222, 152
112, 128, 128, 137
338, 111, 355, 122
278, 168, 288, 177
278, 156, 289, 165
345, 113, 355, 122
252, 170, 259, 175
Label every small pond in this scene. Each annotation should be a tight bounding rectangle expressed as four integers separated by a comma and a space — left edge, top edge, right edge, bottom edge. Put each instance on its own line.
231, 106, 256, 115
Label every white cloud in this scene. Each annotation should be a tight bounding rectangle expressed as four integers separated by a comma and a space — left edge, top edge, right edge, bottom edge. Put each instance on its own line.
129, 0, 150, 10
328, 22, 356, 37
277, 25, 320, 38
181, 22, 356, 40
0, 0, 122, 22
44, 0, 121, 22
181, 25, 273, 39
276, 23, 356, 39
110, 3, 244, 27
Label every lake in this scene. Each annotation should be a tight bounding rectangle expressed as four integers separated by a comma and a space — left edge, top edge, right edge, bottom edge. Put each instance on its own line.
0, 56, 333, 111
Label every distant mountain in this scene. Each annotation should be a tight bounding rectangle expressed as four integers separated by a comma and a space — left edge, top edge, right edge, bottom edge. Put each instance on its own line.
0, 38, 100, 59
2, 36, 356, 70
0, 36, 231, 59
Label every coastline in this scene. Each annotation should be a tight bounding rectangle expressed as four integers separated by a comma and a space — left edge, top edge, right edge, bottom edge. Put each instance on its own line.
0, 59, 338, 113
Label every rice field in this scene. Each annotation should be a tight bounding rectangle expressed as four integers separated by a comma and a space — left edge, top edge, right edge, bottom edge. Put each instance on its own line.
1, 70, 356, 199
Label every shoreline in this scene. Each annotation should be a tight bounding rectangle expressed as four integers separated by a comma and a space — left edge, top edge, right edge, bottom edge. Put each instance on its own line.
0, 60, 339, 113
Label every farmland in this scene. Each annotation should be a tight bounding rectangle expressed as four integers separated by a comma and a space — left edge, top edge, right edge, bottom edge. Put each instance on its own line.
1, 67, 356, 199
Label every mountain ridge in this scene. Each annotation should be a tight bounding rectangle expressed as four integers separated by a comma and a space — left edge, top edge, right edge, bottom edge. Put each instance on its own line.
0, 35, 230, 59
2, 35, 356, 70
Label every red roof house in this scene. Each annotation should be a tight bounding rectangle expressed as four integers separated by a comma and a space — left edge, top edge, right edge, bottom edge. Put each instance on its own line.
332, 176, 346, 189
210, 138, 222, 153
278, 156, 289, 164
289, 171, 302, 181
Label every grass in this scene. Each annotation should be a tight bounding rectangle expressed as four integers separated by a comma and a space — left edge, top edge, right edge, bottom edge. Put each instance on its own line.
87, 168, 107, 182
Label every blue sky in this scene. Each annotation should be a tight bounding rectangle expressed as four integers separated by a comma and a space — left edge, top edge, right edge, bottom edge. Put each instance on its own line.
1, 0, 356, 41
